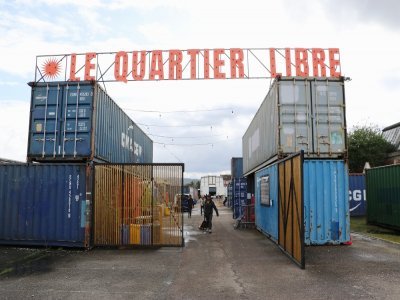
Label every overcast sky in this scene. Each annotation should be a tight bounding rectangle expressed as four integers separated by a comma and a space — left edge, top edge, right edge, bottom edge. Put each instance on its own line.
0, 0, 399, 178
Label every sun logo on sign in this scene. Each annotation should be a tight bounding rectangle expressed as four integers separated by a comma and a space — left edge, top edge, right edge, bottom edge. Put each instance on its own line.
42, 58, 61, 79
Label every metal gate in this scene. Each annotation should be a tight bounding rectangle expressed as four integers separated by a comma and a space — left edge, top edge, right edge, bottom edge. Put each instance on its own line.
93, 163, 184, 247
278, 152, 305, 269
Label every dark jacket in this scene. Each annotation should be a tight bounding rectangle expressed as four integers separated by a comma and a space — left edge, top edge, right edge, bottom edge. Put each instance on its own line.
204, 199, 219, 216
188, 197, 194, 210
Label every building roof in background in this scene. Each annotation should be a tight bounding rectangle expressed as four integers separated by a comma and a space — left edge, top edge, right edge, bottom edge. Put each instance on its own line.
382, 122, 400, 151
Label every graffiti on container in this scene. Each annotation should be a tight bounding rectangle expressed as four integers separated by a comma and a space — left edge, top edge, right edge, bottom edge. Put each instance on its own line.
121, 132, 143, 157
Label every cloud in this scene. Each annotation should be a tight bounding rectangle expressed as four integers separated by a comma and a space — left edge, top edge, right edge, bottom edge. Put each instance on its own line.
0, 81, 19, 86
0, 101, 30, 162
320, 0, 400, 30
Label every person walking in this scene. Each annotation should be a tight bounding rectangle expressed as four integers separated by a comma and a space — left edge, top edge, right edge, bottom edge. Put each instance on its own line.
203, 195, 219, 233
187, 195, 194, 218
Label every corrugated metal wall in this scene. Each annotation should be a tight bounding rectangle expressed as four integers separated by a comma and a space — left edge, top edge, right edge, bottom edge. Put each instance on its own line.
242, 77, 346, 175
255, 164, 279, 241
366, 164, 400, 230
0, 164, 91, 248
232, 178, 247, 219
28, 81, 153, 164
94, 164, 184, 247
231, 157, 243, 178
254, 159, 350, 245
303, 160, 350, 245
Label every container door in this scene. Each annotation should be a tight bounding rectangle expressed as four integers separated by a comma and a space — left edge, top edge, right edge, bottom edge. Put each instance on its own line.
60, 84, 93, 158
278, 151, 305, 269
29, 84, 63, 157
278, 81, 312, 155
312, 80, 345, 156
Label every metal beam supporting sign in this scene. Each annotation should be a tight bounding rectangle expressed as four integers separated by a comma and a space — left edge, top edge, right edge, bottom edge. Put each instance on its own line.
278, 151, 305, 269
35, 48, 341, 83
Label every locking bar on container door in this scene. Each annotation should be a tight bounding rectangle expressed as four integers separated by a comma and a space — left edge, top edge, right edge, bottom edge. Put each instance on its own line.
314, 80, 320, 155
42, 84, 49, 157
304, 80, 311, 154
74, 83, 80, 158
326, 79, 332, 155
53, 84, 60, 156
62, 85, 69, 157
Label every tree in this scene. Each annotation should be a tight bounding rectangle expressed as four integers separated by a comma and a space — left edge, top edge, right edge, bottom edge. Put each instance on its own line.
348, 124, 396, 173
185, 179, 200, 190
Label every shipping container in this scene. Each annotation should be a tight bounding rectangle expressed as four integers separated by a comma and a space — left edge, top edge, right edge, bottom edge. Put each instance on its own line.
0, 163, 92, 248
366, 164, 400, 230
27, 81, 153, 163
227, 182, 233, 208
232, 177, 247, 219
231, 157, 243, 178
349, 173, 366, 216
255, 159, 350, 245
255, 164, 279, 241
243, 77, 347, 175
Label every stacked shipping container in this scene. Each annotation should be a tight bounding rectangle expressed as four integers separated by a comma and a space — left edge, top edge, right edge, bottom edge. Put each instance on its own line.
27, 81, 153, 163
244, 76, 350, 245
0, 164, 91, 248
0, 81, 157, 248
243, 77, 347, 174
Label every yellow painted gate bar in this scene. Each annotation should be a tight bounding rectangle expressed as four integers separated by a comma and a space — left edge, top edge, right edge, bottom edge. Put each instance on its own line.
94, 163, 184, 247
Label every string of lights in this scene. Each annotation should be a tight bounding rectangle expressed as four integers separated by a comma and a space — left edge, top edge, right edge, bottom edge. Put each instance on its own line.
153, 136, 240, 147
137, 122, 214, 128
124, 107, 234, 114
147, 133, 225, 139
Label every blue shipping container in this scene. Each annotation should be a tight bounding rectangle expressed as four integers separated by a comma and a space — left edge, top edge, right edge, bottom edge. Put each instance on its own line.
349, 174, 366, 216
255, 159, 350, 245
231, 157, 243, 178
232, 178, 247, 219
27, 81, 153, 163
255, 164, 279, 241
0, 164, 91, 248
227, 183, 233, 208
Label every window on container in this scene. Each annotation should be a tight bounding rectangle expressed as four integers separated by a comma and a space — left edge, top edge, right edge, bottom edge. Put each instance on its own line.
260, 175, 271, 206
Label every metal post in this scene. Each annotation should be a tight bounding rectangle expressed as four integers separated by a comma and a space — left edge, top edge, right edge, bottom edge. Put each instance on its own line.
53, 84, 60, 156
42, 84, 49, 157
73, 83, 80, 157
